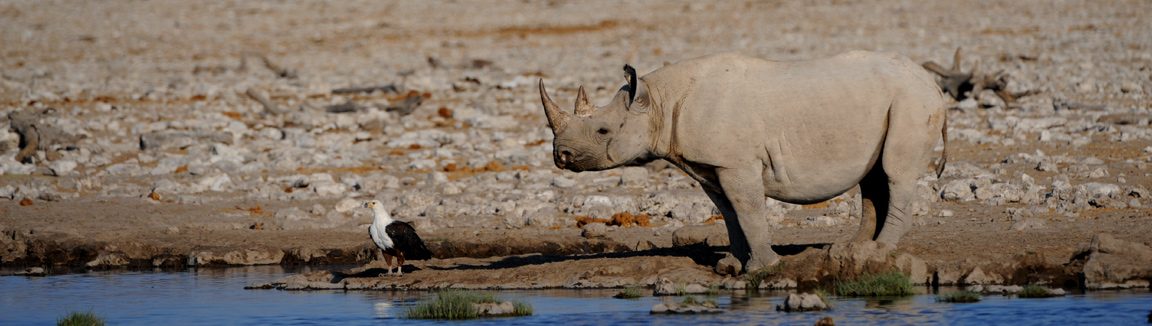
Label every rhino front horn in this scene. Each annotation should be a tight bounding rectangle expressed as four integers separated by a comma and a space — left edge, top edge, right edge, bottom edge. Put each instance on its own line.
539, 79, 570, 132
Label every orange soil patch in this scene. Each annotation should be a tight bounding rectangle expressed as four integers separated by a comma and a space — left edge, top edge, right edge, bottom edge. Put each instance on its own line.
703, 215, 724, 224
236, 205, 265, 215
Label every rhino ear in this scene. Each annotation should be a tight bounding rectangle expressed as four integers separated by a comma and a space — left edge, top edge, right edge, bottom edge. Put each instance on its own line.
623, 64, 638, 105
628, 81, 651, 113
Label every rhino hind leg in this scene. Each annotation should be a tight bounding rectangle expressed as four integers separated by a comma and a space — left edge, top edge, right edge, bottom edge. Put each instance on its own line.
852, 167, 889, 242
872, 95, 945, 245
874, 180, 916, 245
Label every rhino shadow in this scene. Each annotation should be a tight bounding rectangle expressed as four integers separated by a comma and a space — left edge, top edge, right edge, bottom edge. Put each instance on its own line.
430, 243, 829, 271
329, 266, 425, 283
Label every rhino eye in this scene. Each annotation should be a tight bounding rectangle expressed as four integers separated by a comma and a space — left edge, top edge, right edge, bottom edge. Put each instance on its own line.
597, 128, 610, 135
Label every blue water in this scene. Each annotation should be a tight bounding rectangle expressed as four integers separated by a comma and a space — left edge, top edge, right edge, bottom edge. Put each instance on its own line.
2, 266, 1150, 325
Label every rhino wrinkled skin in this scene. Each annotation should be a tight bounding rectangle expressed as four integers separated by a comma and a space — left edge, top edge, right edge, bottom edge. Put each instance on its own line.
539, 51, 947, 273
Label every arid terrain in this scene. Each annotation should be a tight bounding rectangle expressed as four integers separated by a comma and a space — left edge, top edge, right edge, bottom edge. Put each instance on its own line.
2, 0, 1150, 291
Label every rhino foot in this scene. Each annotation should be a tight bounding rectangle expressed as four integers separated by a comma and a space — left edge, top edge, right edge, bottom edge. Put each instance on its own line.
744, 252, 782, 273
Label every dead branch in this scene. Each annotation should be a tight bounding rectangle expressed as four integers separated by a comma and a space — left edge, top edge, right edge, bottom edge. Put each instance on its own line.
242, 51, 297, 79
331, 84, 398, 95
1053, 98, 1106, 111
325, 101, 367, 113
245, 88, 289, 115
14, 125, 38, 164
8, 109, 81, 164
427, 56, 494, 70
384, 94, 423, 116
922, 47, 1036, 107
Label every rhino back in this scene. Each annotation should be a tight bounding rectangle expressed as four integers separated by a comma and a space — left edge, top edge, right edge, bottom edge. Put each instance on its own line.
651, 52, 935, 202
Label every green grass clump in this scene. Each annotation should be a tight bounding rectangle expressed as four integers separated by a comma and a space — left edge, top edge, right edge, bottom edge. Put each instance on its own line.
833, 272, 918, 297
615, 285, 643, 299
57, 310, 104, 326
403, 290, 532, 319
682, 296, 699, 304
936, 291, 982, 303
744, 262, 786, 290
706, 284, 721, 297
511, 301, 533, 316
812, 289, 834, 308
1017, 285, 1052, 298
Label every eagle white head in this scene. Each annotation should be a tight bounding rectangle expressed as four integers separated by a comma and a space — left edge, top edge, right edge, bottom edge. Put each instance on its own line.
363, 200, 382, 209
364, 200, 392, 223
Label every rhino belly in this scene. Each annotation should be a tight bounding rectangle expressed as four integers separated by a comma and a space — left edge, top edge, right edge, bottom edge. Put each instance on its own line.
761, 165, 869, 204
759, 134, 882, 204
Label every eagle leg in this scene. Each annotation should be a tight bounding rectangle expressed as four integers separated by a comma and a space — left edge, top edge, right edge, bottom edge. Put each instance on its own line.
383, 251, 395, 275
396, 251, 406, 276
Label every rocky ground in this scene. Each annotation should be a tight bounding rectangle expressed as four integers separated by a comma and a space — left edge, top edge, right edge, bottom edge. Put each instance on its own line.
2, 1, 1151, 291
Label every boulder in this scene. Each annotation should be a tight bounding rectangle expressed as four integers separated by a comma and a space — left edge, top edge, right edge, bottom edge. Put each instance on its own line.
940, 178, 977, 201
776, 293, 828, 312
13, 267, 46, 277
255, 270, 343, 290
682, 283, 710, 294
671, 223, 727, 247
935, 264, 964, 286
334, 198, 361, 214
472, 301, 517, 316
581, 222, 608, 239
1081, 234, 1152, 289
825, 241, 894, 277
652, 277, 677, 296
715, 253, 743, 276
187, 248, 285, 266
895, 253, 930, 285
86, 252, 131, 268
650, 302, 723, 314
962, 266, 1003, 285
140, 130, 232, 151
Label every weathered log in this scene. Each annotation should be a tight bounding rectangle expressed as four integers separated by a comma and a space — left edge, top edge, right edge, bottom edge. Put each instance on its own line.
922, 47, 1036, 107
245, 88, 289, 115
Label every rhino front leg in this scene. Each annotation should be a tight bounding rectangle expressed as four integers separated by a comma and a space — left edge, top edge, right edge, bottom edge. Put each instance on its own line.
703, 189, 749, 272
712, 167, 781, 272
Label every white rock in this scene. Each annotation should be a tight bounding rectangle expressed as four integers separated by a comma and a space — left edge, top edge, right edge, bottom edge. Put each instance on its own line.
956, 98, 979, 111
0, 185, 15, 199
275, 207, 312, 221
427, 172, 448, 184
335, 198, 361, 213
619, 167, 649, 186
940, 179, 976, 201
552, 176, 576, 188
313, 182, 347, 197
49, 160, 77, 176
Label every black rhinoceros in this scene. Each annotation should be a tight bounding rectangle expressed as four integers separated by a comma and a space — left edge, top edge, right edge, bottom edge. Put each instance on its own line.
539, 51, 947, 273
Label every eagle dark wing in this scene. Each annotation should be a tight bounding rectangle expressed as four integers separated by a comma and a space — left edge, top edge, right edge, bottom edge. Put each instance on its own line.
385, 221, 434, 260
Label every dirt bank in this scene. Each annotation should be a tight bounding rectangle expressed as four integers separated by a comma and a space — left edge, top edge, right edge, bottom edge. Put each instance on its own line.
2, 0, 1151, 290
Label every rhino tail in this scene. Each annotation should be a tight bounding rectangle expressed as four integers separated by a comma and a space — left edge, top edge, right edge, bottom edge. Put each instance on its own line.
935, 113, 948, 178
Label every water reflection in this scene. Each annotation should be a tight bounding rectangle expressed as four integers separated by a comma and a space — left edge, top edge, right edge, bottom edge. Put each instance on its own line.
373, 302, 393, 318
1, 268, 1149, 325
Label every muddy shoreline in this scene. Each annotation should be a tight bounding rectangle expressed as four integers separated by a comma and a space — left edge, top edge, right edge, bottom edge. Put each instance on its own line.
3, 0, 1152, 293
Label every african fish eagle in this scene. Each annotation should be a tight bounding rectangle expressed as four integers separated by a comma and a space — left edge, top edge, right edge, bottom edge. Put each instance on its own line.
364, 200, 433, 276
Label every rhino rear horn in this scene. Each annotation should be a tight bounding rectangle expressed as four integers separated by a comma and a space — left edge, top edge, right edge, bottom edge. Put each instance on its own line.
574, 86, 595, 116
539, 79, 570, 131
